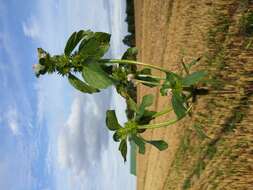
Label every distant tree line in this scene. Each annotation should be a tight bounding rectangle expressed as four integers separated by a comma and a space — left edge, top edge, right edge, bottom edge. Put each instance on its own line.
123, 0, 136, 47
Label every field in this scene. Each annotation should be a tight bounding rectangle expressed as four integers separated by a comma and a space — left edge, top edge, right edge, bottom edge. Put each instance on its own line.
134, 0, 253, 190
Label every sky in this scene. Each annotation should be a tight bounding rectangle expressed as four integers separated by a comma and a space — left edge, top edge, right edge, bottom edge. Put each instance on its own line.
0, 0, 136, 189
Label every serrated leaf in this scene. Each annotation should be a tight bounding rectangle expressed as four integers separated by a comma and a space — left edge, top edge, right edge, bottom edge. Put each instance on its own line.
172, 91, 187, 119
132, 135, 145, 154
68, 73, 99, 94
65, 30, 86, 56
82, 63, 113, 89
119, 140, 127, 162
182, 71, 206, 86
106, 110, 121, 131
146, 140, 168, 151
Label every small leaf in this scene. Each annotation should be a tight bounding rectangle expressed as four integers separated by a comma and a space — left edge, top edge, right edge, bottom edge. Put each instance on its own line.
82, 63, 113, 89
106, 110, 121, 131
137, 110, 156, 125
132, 135, 146, 154
113, 131, 121, 142
122, 47, 138, 60
68, 73, 99, 94
172, 91, 187, 119
140, 94, 154, 109
119, 140, 127, 162
182, 71, 207, 86
137, 94, 154, 119
127, 97, 138, 113
64, 30, 86, 56
139, 68, 151, 75
146, 140, 168, 151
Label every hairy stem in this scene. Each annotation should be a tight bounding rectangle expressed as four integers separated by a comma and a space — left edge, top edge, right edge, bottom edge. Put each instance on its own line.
134, 79, 160, 86
137, 118, 179, 129
152, 107, 173, 118
100, 59, 170, 73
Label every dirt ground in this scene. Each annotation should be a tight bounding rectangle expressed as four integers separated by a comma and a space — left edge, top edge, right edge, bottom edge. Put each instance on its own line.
134, 0, 253, 190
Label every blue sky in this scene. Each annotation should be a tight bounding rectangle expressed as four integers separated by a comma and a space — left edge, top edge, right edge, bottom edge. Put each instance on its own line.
0, 0, 136, 189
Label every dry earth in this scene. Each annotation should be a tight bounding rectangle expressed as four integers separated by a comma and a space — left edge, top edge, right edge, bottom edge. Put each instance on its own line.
134, 0, 253, 190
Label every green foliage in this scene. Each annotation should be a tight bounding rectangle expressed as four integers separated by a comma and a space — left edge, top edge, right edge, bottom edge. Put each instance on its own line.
82, 63, 113, 89
34, 29, 208, 162
172, 91, 187, 119
182, 71, 207, 87
68, 73, 99, 93
119, 140, 127, 162
106, 110, 122, 131
64, 30, 92, 56
145, 140, 168, 151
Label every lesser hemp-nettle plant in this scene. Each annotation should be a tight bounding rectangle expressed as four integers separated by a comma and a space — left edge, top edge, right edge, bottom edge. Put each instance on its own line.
33, 30, 208, 161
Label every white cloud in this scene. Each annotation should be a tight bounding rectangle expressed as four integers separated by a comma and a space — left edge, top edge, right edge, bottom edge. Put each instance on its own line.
1, 106, 20, 136
55, 91, 136, 190
22, 17, 40, 40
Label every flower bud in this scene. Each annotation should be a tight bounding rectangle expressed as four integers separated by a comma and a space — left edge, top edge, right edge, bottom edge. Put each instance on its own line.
33, 63, 46, 77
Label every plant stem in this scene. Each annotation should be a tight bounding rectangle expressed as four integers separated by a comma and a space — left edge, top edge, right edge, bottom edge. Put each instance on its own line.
152, 107, 173, 118
137, 74, 165, 80
137, 118, 179, 129
138, 105, 192, 129
134, 79, 160, 86
100, 59, 170, 73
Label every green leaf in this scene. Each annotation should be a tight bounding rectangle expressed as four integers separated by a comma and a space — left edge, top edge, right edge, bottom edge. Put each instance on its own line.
106, 110, 121, 131
68, 73, 99, 94
139, 68, 151, 75
64, 30, 87, 56
146, 140, 168, 151
119, 140, 127, 162
79, 32, 111, 60
127, 97, 138, 113
137, 76, 160, 88
182, 71, 206, 86
113, 132, 121, 142
136, 94, 154, 121
136, 110, 156, 125
160, 72, 182, 96
82, 63, 113, 89
132, 135, 146, 154
172, 91, 187, 119
122, 47, 138, 60
140, 94, 154, 109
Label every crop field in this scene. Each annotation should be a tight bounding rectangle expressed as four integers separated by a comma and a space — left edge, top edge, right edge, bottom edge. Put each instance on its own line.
134, 0, 253, 190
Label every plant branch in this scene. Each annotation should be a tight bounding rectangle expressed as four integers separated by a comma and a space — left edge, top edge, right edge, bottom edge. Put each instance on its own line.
100, 59, 170, 73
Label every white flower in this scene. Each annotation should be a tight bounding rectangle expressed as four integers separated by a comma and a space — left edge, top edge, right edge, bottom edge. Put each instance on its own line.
127, 74, 135, 82
167, 89, 172, 96
33, 64, 45, 77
